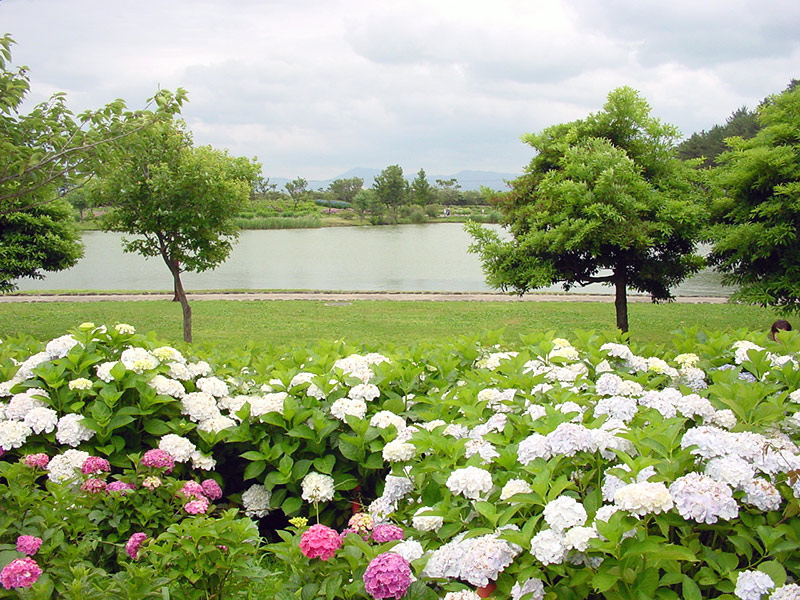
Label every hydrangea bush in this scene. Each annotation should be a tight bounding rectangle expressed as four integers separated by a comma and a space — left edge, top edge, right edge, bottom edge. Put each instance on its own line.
1, 322, 800, 599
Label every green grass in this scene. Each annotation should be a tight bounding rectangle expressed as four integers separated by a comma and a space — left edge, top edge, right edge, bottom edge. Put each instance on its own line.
0, 298, 779, 350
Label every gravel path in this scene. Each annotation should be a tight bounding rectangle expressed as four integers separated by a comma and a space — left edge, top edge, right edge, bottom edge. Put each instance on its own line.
0, 291, 728, 303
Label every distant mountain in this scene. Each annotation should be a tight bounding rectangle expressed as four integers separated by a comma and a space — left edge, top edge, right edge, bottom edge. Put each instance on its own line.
266, 168, 519, 193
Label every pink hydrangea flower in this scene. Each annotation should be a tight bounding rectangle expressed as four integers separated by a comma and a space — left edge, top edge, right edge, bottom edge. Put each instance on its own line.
363, 552, 412, 599
179, 481, 205, 499
141, 449, 175, 472
201, 479, 223, 500
81, 456, 111, 475
299, 524, 342, 561
1, 557, 43, 589
125, 533, 148, 560
81, 478, 108, 494
106, 481, 136, 494
22, 453, 49, 469
15, 536, 43, 556
349, 513, 374, 533
185, 497, 211, 515
372, 524, 404, 543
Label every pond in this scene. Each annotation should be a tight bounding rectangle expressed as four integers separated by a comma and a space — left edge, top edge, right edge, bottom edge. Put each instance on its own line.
15, 224, 730, 296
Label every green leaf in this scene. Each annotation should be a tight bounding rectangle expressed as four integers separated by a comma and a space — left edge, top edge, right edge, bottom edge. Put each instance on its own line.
243, 461, 266, 480
757, 561, 786, 587
282, 496, 302, 516
313, 455, 336, 474
682, 575, 702, 600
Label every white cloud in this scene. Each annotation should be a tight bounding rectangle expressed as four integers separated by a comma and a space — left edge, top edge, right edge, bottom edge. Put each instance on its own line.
2, 0, 798, 179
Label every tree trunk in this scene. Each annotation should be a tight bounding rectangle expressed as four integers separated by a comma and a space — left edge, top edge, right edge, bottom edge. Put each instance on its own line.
614, 269, 629, 334
166, 259, 192, 343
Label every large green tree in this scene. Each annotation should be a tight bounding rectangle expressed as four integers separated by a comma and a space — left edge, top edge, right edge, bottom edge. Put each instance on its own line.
96, 120, 261, 342
706, 85, 800, 313
467, 87, 708, 332
373, 165, 407, 221
411, 169, 434, 205
328, 177, 363, 204
0, 34, 184, 292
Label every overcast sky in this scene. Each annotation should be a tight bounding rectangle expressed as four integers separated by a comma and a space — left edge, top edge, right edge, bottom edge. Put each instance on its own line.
3, 0, 799, 181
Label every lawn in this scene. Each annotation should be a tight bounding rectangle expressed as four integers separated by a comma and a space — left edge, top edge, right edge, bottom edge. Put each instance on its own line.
0, 298, 780, 350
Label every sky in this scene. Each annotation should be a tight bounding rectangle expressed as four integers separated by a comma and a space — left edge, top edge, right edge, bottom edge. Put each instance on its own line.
2, 0, 799, 182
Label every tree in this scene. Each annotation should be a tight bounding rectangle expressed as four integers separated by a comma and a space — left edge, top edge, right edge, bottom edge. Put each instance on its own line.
0, 35, 185, 213
677, 106, 759, 167
0, 34, 184, 292
373, 165, 407, 222
96, 120, 261, 342
467, 87, 708, 333
328, 177, 363, 204
706, 85, 800, 313
0, 198, 83, 292
411, 169, 434, 205
435, 177, 462, 205
284, 177, 309, 209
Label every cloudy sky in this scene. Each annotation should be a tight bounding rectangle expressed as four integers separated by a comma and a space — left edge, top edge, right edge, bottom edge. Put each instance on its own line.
3, 0, 799, 181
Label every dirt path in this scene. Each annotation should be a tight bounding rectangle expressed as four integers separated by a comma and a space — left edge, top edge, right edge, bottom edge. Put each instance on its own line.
0, 291, 729, 303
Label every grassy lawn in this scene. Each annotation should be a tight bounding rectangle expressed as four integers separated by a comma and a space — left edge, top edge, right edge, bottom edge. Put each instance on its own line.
0, 298, 779, 350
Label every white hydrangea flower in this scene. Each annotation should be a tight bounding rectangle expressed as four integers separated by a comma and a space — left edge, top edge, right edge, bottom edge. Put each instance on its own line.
543, 496, 587, 532
742, 479, 782, 512
530, 529, 567, 565
301, 471, 335, 503
382, 440, 416, 462
446, 466, 493, 500
23, 406, 58, 434
47, 449, 90, 483
0, 419, 32, 449
526, 403, 547, 421
5, 390, 48, 420
196, 376, 229, 398
594, 396, 637, 422
614, 481, 674, 516
242, 483, 272, 517
187, 360, 212, 378
564, 526, 598, 552
444, 423, 470, 439
249, 392, 287, 417
735, 570, 774, 600
181, 391, 222, 422
197, 414, 237, 433
705, 456, 755, 489
348, 383, 380, 402
190, 450, 216, 470
511, 578, 545, 600
114, 323, 136, 335
14, 351, 50, 382
546, 422, 595, 457
517, 433, 551, 465
677, 393, 716, 420
771, 584, 800, 600
95, 361, 118, 383
465, 438, 499, 463
55, 413, 95, 446
733, 340, 764, 365
381, 475, 414, 502
167, 361, 192, 381
674, 353, 700, 368
549, 345, 579, 361
120, 347, 159, 374
419, 419, 446, 431
370, 410, 406, 431
45, 334, 81, 359
669, 472, 738, 524
330, 397, 367, 422
500, 478, 532, 501
459, 533, 522, 587
152, 346, 184, 363
67, 377, 92, 391
412, 507, 444, 532
148, 374, 186, 398
711, 408, 737, 429
391, 539, 424, 563
159, 434, 196, 462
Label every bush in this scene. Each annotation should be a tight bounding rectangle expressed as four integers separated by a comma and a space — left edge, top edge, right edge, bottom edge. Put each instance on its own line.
2, 324, 800, 598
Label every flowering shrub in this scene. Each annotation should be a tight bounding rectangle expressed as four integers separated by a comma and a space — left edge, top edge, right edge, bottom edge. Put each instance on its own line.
2, 322, 800, 598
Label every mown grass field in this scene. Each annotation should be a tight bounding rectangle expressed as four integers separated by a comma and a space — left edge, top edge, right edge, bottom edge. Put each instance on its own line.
0, 298, 780, 351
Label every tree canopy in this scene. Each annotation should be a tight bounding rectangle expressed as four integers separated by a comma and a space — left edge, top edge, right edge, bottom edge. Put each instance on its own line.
706, 85, 800, 313
467, 87, 708, 332
96, 120, 261, 342
373, 165, 407, 221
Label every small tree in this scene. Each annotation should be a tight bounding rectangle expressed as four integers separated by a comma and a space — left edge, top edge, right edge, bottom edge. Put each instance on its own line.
411, 169, 434, 205
373, 165, 407, 222
97, 120, 261, 342
707, 85, 800, 313
467, 87, 708, 333
328, 177, 363, 204
284, 177, 309, 210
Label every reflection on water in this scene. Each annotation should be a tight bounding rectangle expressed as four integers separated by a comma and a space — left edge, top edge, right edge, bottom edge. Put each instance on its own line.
16, 224, 730, 296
